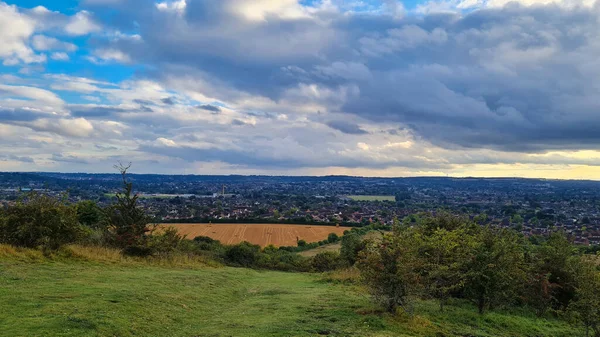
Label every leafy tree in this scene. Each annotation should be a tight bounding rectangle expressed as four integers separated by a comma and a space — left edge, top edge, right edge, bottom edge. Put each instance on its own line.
311, 251, 341, 272
104, 163, 152, 251
0, 192, 84, 251
464, 227, 527, 314
421, 227, 475, 311
568, 258, 600, 337
340, 233, 364, 266
527, 232, 577, 315
297, 239, 307, 247
414, 211, 472, 235
76, 200, 103, 229
357, 233, 419, 313
327, 232, 339, 243
225, 241, 261, 267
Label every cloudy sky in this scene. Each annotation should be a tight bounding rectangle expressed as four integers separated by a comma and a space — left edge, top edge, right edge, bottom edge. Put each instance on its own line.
1, 0, 600, 178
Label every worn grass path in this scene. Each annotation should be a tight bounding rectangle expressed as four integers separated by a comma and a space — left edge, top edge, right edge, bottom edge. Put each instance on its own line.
0, 248, 584, 337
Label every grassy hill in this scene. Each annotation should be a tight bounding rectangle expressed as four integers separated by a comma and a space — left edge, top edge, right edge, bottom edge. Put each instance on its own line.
0, 245, 583, 337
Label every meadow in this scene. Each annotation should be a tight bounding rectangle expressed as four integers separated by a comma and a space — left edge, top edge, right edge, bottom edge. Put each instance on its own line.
0, 245, 582, 337
347, 195, 396, 202
162, 223, 350, 247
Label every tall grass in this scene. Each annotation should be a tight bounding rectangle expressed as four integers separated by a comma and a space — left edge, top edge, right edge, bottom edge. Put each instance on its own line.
0, 244, 221, 268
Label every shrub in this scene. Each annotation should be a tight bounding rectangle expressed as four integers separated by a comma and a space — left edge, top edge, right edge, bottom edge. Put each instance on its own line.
340, 233, 364, 266
76, 200, 103, 229
357, 233, 419, 313
311, 251, 341, 272
0, 192, 85, 251
327, 233, 339, 243
103, 164, 152, 251
258, 249, 311, 271
147, 227, 186, 255
225, 241, 261, 267
297, 239, 307, 247
567, 257, 600, 337
194, 236, 219, 244
122, 245, 154, 257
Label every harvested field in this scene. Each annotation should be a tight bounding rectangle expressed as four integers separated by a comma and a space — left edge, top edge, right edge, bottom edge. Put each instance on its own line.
162, 223, 351, 247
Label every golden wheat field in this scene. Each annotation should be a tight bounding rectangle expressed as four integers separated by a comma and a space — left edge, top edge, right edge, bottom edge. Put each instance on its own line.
161, 223, 351, 247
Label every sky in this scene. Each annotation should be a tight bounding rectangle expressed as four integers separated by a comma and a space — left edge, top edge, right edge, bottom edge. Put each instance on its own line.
1, 0, 600, 178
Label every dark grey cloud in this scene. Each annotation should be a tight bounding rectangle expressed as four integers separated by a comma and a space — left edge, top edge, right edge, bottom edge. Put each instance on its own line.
161, 97, 175, 105
83, 1, 600, 156
0, 155, 35, 163
95, 144, 118, 151
69, 105, 127, 118
0, 107, 48, 122
139, 143, 450, 170
197, 104, 221, 113
231, 119, 247, 126
133, 99, 154, 105
326, 120, 368, 135
51, 153, 91, 164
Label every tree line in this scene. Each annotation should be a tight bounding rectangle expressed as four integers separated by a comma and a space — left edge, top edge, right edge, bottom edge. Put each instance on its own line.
353, 213, 600, 337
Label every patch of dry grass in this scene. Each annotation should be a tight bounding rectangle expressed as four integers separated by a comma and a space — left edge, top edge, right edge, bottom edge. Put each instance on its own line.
0, 244, 221, 268
321, 267, 361, 285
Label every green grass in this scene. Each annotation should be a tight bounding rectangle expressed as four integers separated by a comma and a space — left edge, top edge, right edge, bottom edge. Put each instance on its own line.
299, 242, 341, 257
0, 247, 583, 337
347, 195, 396, 202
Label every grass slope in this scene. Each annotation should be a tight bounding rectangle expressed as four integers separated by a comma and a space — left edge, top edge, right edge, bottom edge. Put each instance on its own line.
0, 246, 583, 337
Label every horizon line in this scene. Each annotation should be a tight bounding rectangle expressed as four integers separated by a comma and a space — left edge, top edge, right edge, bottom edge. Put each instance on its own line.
2, 171, 600, 182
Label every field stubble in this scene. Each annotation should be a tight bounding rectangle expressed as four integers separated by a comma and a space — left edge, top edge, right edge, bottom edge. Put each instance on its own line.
162, 223, 350, 247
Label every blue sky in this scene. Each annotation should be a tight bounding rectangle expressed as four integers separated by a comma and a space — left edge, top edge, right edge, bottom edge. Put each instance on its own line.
2, 0, 600, 179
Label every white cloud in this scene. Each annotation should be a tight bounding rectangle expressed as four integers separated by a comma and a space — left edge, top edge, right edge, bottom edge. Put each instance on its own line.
50, 52, 69, 61
156, 0, 187, 13
228, 0, 309, 21
0, 84, 64, 106
88, 49, 131, 64
64, 11, 100, 36
32, 35, 77, 52
28, 117, 94, 137
0, 3, 45, 65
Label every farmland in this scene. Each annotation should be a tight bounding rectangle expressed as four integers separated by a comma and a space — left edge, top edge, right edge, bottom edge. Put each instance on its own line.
347, 195, 396, 202
162, 223, 350, 247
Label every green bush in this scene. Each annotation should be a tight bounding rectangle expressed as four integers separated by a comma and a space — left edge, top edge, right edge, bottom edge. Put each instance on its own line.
104, 164, 152, 252
340, 233, 364, 266
311, 251, 341, 272
147, 227, 186, 255
225, 241, 261, 267
0, 192, 85, 251
76, 200, 104, 229
327, 233, 339, 243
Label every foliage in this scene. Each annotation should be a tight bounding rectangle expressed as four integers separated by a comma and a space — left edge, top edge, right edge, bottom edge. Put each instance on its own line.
568, 258, 600, 337
76, 200, 104, 229
357, 232, 419, 313
311, 251, 341, 272
327, 232, 339, 243
103, 164, 152, 253
527, 232, 577, 316
147, 226, 186, 255
0, 192, 85, 251
419, 227, 475, 312
225, 241, 261, 267
463, 227, 528, 314
340, 232, 364, 266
